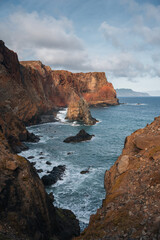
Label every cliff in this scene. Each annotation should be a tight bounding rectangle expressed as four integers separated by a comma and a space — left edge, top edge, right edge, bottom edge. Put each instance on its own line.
0, 40, 118, 148
50, 70, 118, 107
0, 41, 81, 239
0, 131, 80, 240
0, 41, 118, 239
76, 117, 160, 240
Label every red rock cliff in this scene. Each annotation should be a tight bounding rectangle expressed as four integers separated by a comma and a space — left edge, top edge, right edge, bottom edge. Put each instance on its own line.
0, 41, 118, 128
76, 117, 160, 240
0, 41, 81, 239
0, 41, 118, 239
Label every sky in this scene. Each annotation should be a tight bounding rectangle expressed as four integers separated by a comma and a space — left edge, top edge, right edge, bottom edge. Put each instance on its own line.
0, 0, 160, 93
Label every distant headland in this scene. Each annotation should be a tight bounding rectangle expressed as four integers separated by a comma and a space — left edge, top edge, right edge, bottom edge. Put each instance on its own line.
116, 88, 150, 97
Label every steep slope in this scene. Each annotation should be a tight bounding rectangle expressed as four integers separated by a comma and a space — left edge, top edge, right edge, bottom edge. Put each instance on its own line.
0, 132, 80, 240
0, 41, 118, 240
76, 117, 160, 240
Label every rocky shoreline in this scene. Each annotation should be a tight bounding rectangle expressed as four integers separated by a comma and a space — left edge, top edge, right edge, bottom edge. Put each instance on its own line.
0, 40, 118, 240
1, 40, 159, 240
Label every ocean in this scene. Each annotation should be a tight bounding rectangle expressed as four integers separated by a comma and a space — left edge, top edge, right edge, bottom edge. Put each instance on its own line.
20, 97, 160, 230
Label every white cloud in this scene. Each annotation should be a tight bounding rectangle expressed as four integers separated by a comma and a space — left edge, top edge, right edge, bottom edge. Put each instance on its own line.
2, 11, 84, 50
90, 52, 147, 79
100, 22, 128, 48
0, 10, 89, 70
35, 48, 90, 71
133, 24, 160, 46
0, 6, 160, 84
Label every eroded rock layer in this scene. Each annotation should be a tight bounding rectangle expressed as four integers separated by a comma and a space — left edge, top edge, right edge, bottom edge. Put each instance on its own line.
76, 117, 160, 240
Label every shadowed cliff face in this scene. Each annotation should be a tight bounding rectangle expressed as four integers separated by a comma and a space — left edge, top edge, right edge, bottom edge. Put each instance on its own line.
0, 41, 118, 240
0, 41, 81, 239
76, 117, 160, 240
0, 132, 80, 240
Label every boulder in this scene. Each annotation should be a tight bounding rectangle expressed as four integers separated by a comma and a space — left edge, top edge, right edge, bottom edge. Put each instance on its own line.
28, 156, 34, 159
63, 129, 94, 143
41, 165, 66, 186
46, 161, 52, 165
80, 167, 90, 174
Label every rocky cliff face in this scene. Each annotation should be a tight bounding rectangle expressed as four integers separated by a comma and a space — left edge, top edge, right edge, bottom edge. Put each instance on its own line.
0, 41, 118, 240
76, 117, 160, 240
50, 70, 118, 107
0, 40, 118, 147
0, 132, 80, 240
0, 41, 81, 240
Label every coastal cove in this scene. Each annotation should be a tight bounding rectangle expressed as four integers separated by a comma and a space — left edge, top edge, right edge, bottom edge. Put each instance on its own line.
20, 96, 160, 230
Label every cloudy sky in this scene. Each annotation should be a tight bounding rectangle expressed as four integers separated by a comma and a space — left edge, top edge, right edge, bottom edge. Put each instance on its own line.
0, 0, 160, 93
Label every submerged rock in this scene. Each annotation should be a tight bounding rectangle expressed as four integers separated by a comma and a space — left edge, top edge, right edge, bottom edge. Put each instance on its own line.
41, 165, 66, 186
63, 129, 94, 143
46, 161, 52, 165
28, 156, 34, 159
80, 166, 91, 174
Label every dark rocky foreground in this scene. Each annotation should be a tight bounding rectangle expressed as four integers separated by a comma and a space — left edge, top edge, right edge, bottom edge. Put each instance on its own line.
63, 129, 94, 143
0, 132, 80, 240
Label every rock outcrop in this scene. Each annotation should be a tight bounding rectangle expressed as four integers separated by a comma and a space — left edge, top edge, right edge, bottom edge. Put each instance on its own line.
66, 94, 97, 125
42, 165, 66, 186
76, 117, 160, 240
63, 129, 94, 143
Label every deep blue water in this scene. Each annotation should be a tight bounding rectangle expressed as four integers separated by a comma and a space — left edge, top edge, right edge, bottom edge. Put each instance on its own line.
20, 97, 160, 230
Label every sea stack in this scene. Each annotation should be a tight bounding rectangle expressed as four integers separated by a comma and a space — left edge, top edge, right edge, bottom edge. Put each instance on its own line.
66, 93, 97, 125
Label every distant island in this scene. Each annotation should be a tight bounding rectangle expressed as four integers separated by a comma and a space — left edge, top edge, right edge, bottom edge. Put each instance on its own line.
147, 90, 160, 96
116, 88, 150, 97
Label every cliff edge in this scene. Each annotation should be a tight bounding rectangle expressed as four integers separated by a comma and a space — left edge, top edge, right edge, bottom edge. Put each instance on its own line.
76, 117, 160, 240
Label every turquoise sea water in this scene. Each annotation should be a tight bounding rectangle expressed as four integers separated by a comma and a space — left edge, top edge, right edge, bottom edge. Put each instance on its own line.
20, 97, 160, 230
